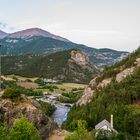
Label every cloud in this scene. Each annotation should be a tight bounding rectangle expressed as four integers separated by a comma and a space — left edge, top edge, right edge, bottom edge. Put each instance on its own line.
0, 22, 7, 29
0, 22, 16, 32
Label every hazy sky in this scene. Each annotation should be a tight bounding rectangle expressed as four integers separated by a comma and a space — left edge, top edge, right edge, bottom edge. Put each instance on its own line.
0, 0, 140, 52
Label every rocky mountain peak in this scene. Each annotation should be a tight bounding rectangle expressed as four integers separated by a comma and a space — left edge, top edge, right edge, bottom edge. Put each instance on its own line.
0, 30, 8, 39
7, 28, 70, 42
70, 50, 89, 66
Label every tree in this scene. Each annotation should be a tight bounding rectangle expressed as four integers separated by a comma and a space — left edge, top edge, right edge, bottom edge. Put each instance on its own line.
0, 123, 9, 140
0, 116, 41, 140
65, 120, 90, 140
96, 130, 117, 140
65, 132, 79, 140
8, 115, 41, 140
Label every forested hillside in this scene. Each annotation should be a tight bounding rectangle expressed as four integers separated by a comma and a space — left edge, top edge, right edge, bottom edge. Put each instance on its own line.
62, 47, 140, 139
1, 49, 99, 83
92, 47, 140, 85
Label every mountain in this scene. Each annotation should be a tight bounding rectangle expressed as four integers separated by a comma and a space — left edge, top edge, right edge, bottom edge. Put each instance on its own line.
7, 28, 70, 42
1, 49, 100, 83
63, 47, 140, 139
0, 28, 128, 67
0, 30, 8, 39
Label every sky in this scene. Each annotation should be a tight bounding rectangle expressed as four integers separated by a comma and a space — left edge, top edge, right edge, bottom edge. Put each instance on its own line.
0, 0, 140, 52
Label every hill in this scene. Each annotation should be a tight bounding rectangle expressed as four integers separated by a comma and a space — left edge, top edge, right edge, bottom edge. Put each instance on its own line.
62, 47, 140, 139
1, 49, 100, 83
0, 28, 128, 67
0, 30, 8, 39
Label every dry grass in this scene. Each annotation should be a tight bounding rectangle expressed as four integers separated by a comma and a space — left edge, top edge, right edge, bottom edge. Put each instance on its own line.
17, 82, 38, 89
63, 83, 87, 88
1, 76, 14, 81
57, 83, 87, 90
2, 75, 38, 82
15, 76, 38, 82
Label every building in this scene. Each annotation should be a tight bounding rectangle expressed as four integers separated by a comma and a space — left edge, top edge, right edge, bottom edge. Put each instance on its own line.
95, 115, 118, 134
43, 78, 57, 84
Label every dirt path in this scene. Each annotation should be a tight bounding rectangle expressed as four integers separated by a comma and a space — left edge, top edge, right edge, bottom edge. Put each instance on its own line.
48, 129, 70, 140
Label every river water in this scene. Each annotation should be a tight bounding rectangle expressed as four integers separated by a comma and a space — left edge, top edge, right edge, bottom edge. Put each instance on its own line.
52, 104, 70, 127
37, 94, 71, 127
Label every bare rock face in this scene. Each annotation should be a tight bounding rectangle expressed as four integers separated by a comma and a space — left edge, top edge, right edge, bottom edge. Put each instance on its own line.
98, 78, 112, 88
70, 50, 89, 66
89, 77, 112, 88
64, 49, 100, 83
116, 67, 135, 82
89, 77, 97, 88
116, 57, 140, 82
0, 98, 57, 140
135, 58, 140, 66
76, 87, 93, 106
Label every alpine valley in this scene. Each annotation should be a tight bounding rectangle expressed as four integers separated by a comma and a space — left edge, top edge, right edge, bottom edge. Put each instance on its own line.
2, 28, 139, 140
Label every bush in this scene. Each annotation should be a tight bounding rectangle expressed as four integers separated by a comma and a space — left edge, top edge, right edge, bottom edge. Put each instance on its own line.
25, 79, 32, 82
2, 87, 21, 100
45, 84, 58, 92
12, 75, 18, 81
25, 89, 43, 96
38, 101, 56, 116
96, 130, 117, 140
0, 116, 41, 140
1, 80, 16, 89
34, 78, 46, 86
2, 86, 43, 100
61, 91, 82, 103
64, 120, 89, 140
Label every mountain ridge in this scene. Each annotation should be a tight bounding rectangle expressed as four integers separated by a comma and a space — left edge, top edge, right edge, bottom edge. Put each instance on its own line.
0, 28, 129, 67
0, 28, 70, 42
0, 30, 8, 39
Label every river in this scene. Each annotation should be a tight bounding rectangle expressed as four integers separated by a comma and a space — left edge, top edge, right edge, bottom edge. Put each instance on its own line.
37, 94, 71, 127
52, 104, 70, 127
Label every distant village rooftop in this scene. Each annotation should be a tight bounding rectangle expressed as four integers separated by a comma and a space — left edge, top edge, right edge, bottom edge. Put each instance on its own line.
43, 78, 58, 83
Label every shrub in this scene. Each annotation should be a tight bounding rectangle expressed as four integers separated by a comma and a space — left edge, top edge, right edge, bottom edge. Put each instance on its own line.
38, 101, 56, 116
2, 87, 21, 100
25, 89, 43, 96
2, 80, 16, 89
25, 79, 32, 82
64, 120, 89, 140
0, 116, 41, 140
34, 78, 45, 86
